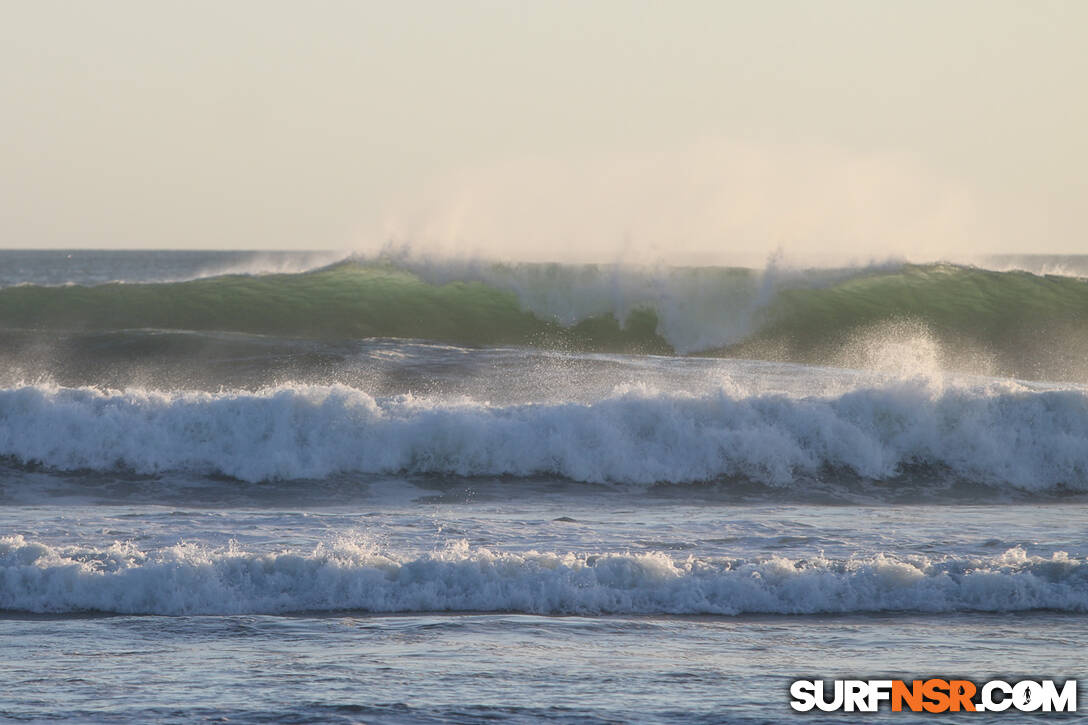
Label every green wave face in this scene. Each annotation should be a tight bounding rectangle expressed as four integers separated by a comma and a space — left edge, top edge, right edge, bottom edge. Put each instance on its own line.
3, 261, 1088, 380
726, 264, 1088, 379
0, 262, 672, 353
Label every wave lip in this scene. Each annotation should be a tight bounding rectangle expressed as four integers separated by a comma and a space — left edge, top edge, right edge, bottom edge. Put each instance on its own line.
0, 261, 673, 353
1, 381, 1087, 490
1, 536, 1084, 616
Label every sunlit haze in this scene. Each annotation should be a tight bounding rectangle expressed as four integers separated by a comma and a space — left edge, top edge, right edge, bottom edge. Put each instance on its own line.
2, 1, 1085, 263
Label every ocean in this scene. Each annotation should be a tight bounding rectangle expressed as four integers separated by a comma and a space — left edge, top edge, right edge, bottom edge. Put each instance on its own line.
0, 250, 1085, 723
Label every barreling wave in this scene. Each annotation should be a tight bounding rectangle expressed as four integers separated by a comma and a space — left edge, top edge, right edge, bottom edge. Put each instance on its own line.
1, 381, 1086, 490
1, 535, 1083, 616
1, 260, 1086, 379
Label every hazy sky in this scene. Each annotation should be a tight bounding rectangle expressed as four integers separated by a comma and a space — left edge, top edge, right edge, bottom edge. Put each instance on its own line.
2, 0, 1085, 262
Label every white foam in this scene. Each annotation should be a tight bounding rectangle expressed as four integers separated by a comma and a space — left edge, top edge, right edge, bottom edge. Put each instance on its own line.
0, 536, 1083, 616
0, 381, 1086, 488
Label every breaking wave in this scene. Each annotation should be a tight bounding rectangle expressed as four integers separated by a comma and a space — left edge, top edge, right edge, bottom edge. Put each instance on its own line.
1, 536, 1083, 616
1, 260, 1086, 379
1, 381, 1086, 489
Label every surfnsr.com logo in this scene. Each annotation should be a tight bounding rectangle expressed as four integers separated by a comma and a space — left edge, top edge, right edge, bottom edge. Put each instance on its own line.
790, 679, 1077, 713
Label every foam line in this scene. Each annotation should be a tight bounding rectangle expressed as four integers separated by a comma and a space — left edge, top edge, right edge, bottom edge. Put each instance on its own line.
1, 381, 1086, 488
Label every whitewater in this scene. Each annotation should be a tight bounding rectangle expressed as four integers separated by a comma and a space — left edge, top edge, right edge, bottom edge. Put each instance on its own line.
1, 250, 1086, 724
3, 379, 1088, 489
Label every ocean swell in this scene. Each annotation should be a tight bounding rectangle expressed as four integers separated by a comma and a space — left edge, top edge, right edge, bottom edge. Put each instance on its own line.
1, 261, 1087, 381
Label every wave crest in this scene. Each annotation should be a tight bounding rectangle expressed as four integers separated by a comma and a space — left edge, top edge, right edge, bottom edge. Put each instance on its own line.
1, 261, 1087, 380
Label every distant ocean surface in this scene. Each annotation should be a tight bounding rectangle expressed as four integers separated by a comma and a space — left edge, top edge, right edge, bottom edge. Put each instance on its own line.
1, 250, 1086, 723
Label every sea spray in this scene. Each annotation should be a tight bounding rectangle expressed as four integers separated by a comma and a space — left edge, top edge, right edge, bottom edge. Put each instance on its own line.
3, 260, 1088, 380
2, 379, 1087, 489
1, 535, 1084, 616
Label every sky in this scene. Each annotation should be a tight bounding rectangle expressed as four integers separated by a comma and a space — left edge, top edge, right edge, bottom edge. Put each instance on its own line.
1, 0, 1085, 263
